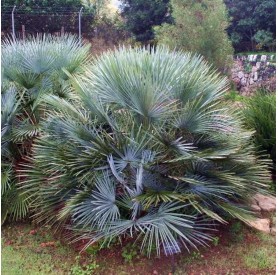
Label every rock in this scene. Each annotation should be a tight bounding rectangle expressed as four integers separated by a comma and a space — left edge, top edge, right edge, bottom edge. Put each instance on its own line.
248, 218, 270, 233
259, 202, 276, 213
270, 227, 276, 236
252, 66, 257, 73
261, 55, 267, 62
241, 77, 247, 85
250, 203, 261, 212
253, 194, 276, 213
238, 71, 244, 79
254, 194, 276, 205
230, 55, 275, 96
254, 72, 258, 81
233, 77, 240, 85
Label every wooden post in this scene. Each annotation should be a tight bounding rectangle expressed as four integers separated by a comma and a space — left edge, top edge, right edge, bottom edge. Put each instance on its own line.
22, 25, 25, 41
61, 26, 64, 36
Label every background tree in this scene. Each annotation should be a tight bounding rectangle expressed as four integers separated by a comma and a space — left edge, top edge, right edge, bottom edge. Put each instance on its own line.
121, 0, 172, 43
224, 0, 276, 52
154, 0, 234, 70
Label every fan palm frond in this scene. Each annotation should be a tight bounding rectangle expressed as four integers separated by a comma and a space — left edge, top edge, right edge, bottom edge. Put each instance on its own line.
1, 35, 91, 224
68, 175, 120, 230
21, 46, 271, 257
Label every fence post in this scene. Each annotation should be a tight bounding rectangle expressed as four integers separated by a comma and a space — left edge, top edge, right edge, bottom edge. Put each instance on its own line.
78, 7, 83, 46
22, 25, 25, 41
61, 26, 64, 36
11, 5, 16, 41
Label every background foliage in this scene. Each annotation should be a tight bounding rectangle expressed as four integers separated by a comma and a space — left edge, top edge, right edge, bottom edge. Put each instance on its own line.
154, 0, 234, 70
120, 0, 172, 43
224, 0, 276, 52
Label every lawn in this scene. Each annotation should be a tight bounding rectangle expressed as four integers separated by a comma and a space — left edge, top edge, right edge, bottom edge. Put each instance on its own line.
2, 221, 275, 275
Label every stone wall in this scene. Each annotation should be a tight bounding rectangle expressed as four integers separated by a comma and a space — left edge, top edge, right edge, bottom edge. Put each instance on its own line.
231, 54, 276, 95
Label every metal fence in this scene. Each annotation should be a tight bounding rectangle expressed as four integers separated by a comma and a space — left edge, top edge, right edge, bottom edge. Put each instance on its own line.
2, 6, 101, 41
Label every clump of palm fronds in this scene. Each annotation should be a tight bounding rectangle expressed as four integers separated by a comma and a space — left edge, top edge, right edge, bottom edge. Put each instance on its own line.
21, 46, 270, 256
1, 34, 91, 223
1, 86, 31, 223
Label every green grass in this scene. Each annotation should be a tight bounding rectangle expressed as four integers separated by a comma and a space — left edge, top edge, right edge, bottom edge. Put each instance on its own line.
244, 248, 275, 270
224, 90, 245, 102
2, 245, 57, 274
1, 224, 92, 275
1, 222, 276, 275
239, 232, 275, 270
229, 230, 276, 272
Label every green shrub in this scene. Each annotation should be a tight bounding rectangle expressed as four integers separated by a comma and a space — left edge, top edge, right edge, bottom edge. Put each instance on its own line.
1, 35, 90, 224
242, 91, 276, 189
154, 0, 234, 70
22, 46, 270, 257
224, 90, 244, 102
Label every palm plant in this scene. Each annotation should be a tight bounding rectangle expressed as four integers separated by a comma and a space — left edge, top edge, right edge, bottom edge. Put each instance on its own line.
22, 46, 271, 256
242, 91, 276, 189
1, 85, 31, 223
1, 34, 90, 223
2, 34, 90, 143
